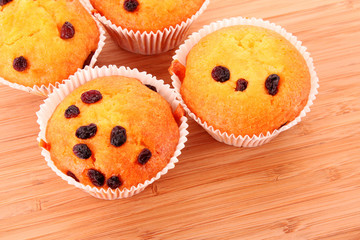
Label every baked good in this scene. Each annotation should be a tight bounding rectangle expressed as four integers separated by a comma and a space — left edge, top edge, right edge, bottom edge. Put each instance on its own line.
170, 25, 311, 136
44, 76, 180, 190
89, 0, 205, 32
0, 0, 100, 87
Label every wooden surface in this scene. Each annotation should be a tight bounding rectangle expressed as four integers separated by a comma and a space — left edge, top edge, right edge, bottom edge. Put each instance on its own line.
1, 0, 360, 239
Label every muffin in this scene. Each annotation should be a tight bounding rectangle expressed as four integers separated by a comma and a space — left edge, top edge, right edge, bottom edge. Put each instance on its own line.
170, 24, 313, 138
43, 76, 181, 190
83, 0, 209, 54
89, 0, 206, 32
0, 0, 100, 89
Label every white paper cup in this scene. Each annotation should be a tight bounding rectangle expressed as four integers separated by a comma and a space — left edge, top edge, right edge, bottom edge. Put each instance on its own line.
0, 15, 106, 97
170, 17, 319, 148
80, 0, 210, 55
36, 65, 189, 200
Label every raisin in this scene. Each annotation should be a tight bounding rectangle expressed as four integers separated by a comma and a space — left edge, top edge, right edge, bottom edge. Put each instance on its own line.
81, 90, 102, 104
110, 126, 127, 147
60, 22, 75, 39
211, 66, 230, 83
107, 176, 122, 189
235, 78, 248, 92
87, 169, 105, 187
83, 51, 95, 68
123, 0, 139, 12
67, 171, 79, 182
13, 56, 28, 72
64, 105, 80, 118
0, 0, 12, 6
138, 148, 152, 165
73, 144, 92, 159
76, 123, 97, 139
265, 74, 280, 96
145, 84, 157, 92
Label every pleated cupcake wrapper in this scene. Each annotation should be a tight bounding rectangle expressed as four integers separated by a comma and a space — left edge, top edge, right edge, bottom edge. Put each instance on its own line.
80, 0, 210, 55
36, 65, 189, 199
0, 18, 106, 97
171, 17, 320, 147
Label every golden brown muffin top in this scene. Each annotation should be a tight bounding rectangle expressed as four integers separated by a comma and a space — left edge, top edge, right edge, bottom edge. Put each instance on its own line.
90, 0, 205, 32
174, 25, 311, 136
45, 76, 180, 190
0, 0, 99, 87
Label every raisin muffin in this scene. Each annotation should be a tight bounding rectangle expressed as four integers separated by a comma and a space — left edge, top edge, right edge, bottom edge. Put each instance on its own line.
89, 0, 206, 32
0, 0, 100, 88
44, 76, 180, 190
170, 25, 311, 137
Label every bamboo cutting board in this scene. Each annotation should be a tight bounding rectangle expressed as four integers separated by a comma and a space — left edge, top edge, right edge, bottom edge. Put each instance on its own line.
1, 0, 360, 239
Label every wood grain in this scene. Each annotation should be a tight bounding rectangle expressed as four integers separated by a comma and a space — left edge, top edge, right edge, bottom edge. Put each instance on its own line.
1, 0, 360, 239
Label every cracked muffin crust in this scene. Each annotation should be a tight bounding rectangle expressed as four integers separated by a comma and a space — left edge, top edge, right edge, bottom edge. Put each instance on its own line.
89, 0, 205, 32
44, 76, 180, 190
170, 25, 311, 137
0, 0, 100, 87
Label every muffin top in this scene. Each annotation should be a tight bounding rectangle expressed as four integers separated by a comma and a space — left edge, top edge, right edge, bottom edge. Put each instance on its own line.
90, 0, 205, 32
172, 25, 311, 136
45, 76, 180, 190
0, 0, 100, 87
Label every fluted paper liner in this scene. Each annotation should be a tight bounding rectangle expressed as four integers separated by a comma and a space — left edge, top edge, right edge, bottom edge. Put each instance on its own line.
171, 17, 319, 147
36, 65, 189, 199
0, 15, 106, 97
80, 0, 210, 55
